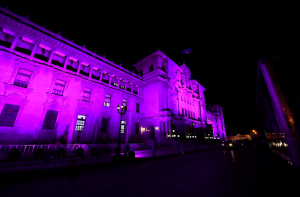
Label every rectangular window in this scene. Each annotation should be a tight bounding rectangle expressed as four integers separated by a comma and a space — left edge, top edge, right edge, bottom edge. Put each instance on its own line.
0, 104, 20, 127
52, 79, 66, 96
104, 94, 111, 107
135, 123, 139, 134
136, 103, 140, 113
14, 68, 32, 88
75, 115, 86, 131
82, 88, 91, 102
122, 99, 127, 107
42, 110, 58, 130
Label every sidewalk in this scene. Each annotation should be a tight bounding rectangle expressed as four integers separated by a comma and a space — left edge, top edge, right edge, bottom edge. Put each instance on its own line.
0, 144, 221, 176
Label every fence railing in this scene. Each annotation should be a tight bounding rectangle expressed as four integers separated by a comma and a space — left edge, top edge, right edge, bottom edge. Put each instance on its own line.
0, 143, 151, 161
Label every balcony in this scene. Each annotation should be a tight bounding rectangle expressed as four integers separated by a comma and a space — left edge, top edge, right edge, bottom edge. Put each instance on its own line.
82, 96, 90, 102
13, 80, 28, 88
52, 89, 63, 96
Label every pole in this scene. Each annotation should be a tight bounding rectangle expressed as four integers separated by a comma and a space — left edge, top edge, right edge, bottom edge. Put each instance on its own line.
117, 113, 123, 156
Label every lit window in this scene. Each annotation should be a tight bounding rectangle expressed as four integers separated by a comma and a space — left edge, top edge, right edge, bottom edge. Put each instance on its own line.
52, 79, 66, 96
104, 94, 111, 107
14, 68, 32, 88
136, 103, 140, 113
42, 110, 58, 130
75, 115, 86, 131
82, 87, 91, 102
0, 104, 20, 127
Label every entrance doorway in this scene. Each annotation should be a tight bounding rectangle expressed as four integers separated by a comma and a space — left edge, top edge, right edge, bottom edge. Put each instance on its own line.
150, 125, 155, 139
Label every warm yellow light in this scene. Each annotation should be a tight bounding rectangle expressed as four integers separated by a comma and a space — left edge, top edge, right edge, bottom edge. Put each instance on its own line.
155, 127, 158, 130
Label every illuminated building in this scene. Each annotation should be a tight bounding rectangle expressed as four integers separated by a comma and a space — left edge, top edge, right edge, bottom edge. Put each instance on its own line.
0, 7, 226, 145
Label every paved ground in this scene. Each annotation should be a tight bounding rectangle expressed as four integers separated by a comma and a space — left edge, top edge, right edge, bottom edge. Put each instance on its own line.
0, 147, 299, 197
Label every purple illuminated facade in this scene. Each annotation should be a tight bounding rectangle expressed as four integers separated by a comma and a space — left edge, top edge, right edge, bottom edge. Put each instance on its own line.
0, 7, 226, 145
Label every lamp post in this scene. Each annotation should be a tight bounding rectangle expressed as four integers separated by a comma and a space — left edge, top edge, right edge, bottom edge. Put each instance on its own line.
116, 104, 127, 157
192, 122, 195, 137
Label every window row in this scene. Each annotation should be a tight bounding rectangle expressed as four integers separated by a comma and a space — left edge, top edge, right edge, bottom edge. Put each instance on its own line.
104, 94, 140, 113
0, 29, 141, 93
182, 108, 195, 119
13, 67, 140, 99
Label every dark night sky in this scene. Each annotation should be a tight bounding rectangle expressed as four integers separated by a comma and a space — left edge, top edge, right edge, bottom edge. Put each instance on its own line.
1, 2, 299, 136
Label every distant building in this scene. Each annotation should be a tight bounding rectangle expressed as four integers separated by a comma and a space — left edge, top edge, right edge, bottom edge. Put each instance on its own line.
206, 105, 226, 140
0, 7, 226, 145
227, 134, 251, 141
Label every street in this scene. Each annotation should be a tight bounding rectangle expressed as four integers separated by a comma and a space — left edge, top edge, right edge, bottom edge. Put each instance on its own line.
0, 147, 299, 197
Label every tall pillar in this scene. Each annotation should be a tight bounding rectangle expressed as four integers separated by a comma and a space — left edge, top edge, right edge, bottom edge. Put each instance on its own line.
48, 49, 55, 65
9, 35, 19, 51
30, 42, 39, 59
117, 77, 120, 87
137, 86, 139, 95
108, 74, 112, 85
125, 81, 128, 91
63, 55, 69, 71
76, 61, 81, 75
100, 71, 103, 82
131, 84, 133, 93
88, 66, 93, 79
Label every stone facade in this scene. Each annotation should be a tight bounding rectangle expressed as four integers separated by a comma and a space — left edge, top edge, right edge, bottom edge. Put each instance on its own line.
0, 7, 226, 145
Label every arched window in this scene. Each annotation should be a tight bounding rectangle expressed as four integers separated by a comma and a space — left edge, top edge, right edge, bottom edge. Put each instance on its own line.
149, 64, 153, 72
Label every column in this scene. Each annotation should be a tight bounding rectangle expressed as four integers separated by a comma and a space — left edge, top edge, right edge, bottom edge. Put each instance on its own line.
48, 49, 55, 64
125, 81, 128, 91
63, 55, 69, 71
98, 70, 102, 82
30, 42, 39, 59
76, 61, 82, 75
131, 84, 133, 93
88, 66, 93, 79
9, 35, 19, 51
100, 71, 103, 82
117, 77, 120, 88
137, 86, 139, 95
108, 75, 112, 85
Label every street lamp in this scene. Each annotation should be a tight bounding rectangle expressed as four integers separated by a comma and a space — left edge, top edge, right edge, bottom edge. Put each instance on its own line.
116, 104, 127, 157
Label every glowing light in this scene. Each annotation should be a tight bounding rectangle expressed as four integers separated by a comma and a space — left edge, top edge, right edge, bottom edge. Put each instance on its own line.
39, 44, 51, 51
22, 36, 34, 44
178, 135, 180, 137
69, 57, 78, 62
167, 134, 170, 137
2, 28, 15, 36
229, 144, 232, 146
141, 127, 145, 132
155, 127, 159, 130
54, 51, 65, 57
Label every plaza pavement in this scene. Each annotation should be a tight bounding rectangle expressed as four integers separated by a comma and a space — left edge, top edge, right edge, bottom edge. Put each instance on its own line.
0, 146, 299, 197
